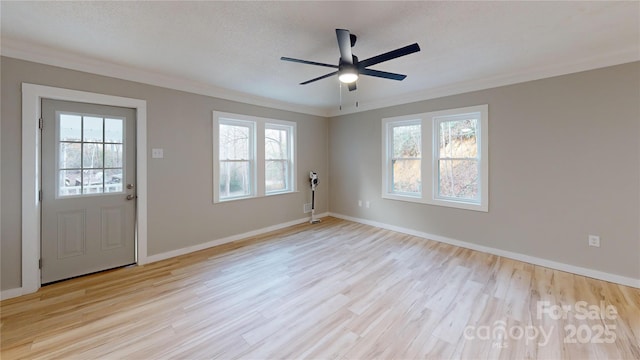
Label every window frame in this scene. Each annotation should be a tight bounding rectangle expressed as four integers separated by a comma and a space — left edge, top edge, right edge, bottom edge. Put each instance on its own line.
382, 116, 423, 200
264, 121, 295, 195
55, 110, 127, 198
213, 111, 296, 203
217, 117, 256, 201
382, 104, 488, 212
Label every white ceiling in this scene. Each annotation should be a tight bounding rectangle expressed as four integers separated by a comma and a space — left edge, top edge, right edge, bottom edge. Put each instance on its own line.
2, 1, 639, 116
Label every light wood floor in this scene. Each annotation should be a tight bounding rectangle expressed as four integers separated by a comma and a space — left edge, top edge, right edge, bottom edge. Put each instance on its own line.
1, 217, 639, 359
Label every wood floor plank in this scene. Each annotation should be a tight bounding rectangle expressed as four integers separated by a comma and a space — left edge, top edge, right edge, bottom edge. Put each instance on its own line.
1, 217, 639, 359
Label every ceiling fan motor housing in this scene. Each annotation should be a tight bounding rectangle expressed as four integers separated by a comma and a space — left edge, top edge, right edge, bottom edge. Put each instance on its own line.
339, 56, 359, 74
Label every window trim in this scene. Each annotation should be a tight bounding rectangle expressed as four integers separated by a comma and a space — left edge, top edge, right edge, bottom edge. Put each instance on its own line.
213, 111, 296, 203
382, 104, 488, 212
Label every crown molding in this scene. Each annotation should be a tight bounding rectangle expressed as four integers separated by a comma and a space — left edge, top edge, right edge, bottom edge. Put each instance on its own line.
0, 38, 330, 117
326, 46, 640, 117
2, 38, 637, 119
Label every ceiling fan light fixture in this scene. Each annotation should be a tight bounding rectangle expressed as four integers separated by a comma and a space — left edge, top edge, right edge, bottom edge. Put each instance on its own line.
338, 71, 358, 84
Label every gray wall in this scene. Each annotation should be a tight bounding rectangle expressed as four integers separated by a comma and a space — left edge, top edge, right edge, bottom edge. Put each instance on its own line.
1, 56, 329, 290
2, 56, 638, 291
329, 62, 640, 280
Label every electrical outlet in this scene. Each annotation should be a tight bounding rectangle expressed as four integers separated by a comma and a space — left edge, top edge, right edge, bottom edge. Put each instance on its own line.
303, 203, 312, 213
358, 200, 362, 207
365, 201, 370, 208
588, 235, 600, 247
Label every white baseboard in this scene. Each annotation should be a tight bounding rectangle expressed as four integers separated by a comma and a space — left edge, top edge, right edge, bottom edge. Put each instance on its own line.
144, 212, 329, 264
6, 210, 632, 302
1, 213, 330, 301
329, 212, 640, 289
1, 287, 24, 301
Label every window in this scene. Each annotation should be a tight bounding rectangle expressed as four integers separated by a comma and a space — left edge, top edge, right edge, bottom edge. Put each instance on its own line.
213, 111, 296, 203
265, 124, 294, 194
218, 119, 254, 200
386, 120, 422, 196
382, 105, 488, 212
436, 114, 479, 202
57, 112, 125, 197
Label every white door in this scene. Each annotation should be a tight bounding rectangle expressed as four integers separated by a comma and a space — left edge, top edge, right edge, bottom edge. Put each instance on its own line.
41, 99, 137, 284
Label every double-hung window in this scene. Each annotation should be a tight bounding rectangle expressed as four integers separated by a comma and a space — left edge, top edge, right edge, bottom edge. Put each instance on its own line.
382, 105, 488, 212
386, 119, 422, 197
265, 123, 294, 194
435, 114, 479, 203
213, 111, 296, 203
218, 119, 254, 200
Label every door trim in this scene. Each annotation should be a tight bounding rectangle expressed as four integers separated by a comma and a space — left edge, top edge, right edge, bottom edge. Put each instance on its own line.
21, 83, 148, 295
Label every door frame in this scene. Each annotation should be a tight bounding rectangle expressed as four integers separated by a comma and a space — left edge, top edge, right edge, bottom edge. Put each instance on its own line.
21, 83, 148, 294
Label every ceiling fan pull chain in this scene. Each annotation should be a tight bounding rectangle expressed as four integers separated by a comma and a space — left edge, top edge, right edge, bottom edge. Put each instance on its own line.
339, 82, 343, 111
355, 85, 359, 108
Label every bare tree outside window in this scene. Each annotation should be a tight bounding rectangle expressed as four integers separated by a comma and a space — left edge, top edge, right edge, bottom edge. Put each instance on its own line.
213, 112, 297, 203
437, 118, 478, 200
219, 123, 251, 198
391, 123, 421, 194
265, 126, 291, 193
382, 105, 487, 211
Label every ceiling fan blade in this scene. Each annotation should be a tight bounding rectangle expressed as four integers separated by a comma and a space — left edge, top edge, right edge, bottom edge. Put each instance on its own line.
358, 43, 420, 68
280, 57, 338, 69
360, 68, 407, 81
300, 71, 339, 85
348, 82, 357, 91
336, 29, 354, 65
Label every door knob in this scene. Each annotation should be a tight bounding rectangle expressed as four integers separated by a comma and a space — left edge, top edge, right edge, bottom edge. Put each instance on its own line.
126, 194, 137, 200
127, 184, 135, 189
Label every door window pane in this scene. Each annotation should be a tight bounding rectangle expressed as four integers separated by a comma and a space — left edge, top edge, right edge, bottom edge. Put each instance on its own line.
57, 113, 125, 197
104, 169, 123, 193
105, 144, 123, 168
83, 116, 103, 142
83, 170, 104, 194
59, 142, 81, 169
105, 118, 123, 143
82, 143, 103, 168
58, 169, 82, 196
60, 114, 82, 141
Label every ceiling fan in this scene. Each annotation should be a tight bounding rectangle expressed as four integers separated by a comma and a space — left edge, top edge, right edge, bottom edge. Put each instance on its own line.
281, 29, 420, 91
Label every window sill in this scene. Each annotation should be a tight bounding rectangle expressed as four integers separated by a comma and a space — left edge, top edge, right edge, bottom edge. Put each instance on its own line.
383, 193, 488, 212
382, 193, 422, 203
215, 190, 298, 204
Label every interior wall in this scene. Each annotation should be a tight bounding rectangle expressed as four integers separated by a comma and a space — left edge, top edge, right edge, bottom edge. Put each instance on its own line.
1, 56, 329, 291
329, 61, 640, 280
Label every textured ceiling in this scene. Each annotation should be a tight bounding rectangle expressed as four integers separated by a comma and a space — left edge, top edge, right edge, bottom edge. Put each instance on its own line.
1, 1, 639, 116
